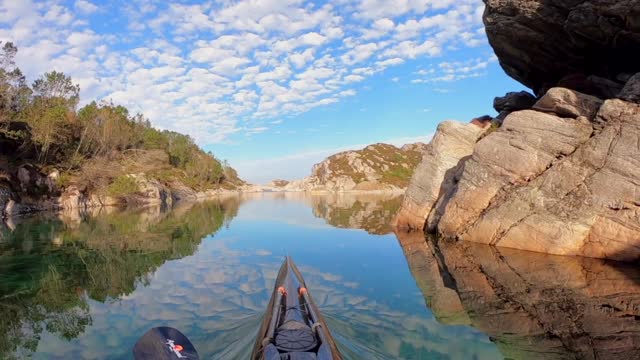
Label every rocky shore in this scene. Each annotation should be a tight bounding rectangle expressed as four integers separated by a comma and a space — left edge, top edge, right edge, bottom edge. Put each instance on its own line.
0, 166, 242, 218
396, 0, 640, 261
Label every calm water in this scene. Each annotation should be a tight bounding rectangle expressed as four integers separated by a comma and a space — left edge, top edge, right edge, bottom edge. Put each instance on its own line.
2, 193, 640, 359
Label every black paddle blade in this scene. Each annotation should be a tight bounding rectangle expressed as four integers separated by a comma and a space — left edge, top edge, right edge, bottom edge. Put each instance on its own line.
133, 327, 199, 360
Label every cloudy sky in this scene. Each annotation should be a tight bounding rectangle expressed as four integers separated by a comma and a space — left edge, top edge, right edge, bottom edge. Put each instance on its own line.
0, 0, 525, 183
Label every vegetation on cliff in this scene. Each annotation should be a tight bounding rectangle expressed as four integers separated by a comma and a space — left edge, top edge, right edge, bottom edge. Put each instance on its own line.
309, 143, 426, 190
0, 41, 242, 201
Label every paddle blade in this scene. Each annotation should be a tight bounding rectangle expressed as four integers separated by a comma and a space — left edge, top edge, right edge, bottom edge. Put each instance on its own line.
133, 327, 199, 360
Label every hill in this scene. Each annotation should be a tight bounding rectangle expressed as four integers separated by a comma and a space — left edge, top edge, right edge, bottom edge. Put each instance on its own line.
285, 142, 427, 192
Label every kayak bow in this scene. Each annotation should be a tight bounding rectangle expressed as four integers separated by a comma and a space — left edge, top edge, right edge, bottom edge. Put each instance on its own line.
252, 256, 342, 360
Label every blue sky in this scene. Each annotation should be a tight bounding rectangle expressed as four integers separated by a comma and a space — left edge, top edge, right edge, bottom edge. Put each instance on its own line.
0, 0, 526, 183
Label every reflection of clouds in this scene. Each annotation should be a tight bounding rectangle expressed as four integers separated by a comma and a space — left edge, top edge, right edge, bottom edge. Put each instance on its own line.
27, 195, 498, 360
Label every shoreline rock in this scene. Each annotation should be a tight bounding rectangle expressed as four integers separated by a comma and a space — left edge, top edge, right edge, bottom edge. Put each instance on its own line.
0, 173, 243, 220
396, 80, 640, 262
395, 0, 640, 262
395, 120, 489, 231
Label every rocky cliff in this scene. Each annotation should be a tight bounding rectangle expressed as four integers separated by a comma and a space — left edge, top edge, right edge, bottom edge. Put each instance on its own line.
396, 0, 640, 261
285, 142, 427, 192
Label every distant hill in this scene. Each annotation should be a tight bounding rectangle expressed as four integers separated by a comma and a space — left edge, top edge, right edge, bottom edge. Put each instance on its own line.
285, 142, 427, 192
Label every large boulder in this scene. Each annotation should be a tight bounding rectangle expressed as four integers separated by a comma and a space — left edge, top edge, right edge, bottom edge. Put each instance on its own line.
619, 72, 640, 104
493, 91, 536, 113
533, 87, 603, 120
129, 174, 173, 207
395, 120, 489, 231
483, 0, 640, 96
438, 93, 640, 261
438, 105, 594, 239
169, 181, 198, 202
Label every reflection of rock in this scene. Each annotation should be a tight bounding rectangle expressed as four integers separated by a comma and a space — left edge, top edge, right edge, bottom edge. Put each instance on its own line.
237, 192, 402, 235
310, 193, 402, 235
397, 233, 640, 359
394, 231, 469, 326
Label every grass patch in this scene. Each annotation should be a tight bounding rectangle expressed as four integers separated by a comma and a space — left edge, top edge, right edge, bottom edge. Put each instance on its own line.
382, 166, 414, 187
106, 175, 139, 197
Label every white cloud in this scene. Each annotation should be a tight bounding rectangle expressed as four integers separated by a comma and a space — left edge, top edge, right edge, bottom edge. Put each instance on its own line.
356, 0, 431, 19
411, 56, 492, 83
74, 0, 98, 14
0, 0, 490, 144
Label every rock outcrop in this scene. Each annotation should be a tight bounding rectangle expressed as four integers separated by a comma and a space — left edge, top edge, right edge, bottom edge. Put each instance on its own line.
483, 0, 640, 97
396, 1, 640, 261
438, 95, 640, 261
0, 169, 238, 218
285, 142, 426, 192
395, 120, 489, 231
396, 233, 640, 359
128, 174, 172, 207
398, 82, 640, 261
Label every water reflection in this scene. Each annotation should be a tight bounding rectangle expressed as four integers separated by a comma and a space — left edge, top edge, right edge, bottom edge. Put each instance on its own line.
0, 199, 238, 359
0, 193, 501, 359
396, 231, 640, 359
238, 191, 402, 235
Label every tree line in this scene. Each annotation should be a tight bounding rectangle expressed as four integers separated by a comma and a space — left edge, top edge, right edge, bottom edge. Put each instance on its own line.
0, 41, 239, 189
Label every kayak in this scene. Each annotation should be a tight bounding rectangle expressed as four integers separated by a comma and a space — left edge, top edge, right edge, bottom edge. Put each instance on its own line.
251, 256, 343, 360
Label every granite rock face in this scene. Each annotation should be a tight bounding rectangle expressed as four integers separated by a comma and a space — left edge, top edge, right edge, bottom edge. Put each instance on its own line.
483, 0, 640, 96
395, 121, 488, 231
396, 234, 640, 359
396, 1, 640, 260
397, 55, 640, 261
438, 96, 640, 261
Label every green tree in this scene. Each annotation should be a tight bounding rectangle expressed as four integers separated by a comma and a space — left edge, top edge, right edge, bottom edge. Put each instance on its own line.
0, 41, 31, 126
32, 71, 80, 110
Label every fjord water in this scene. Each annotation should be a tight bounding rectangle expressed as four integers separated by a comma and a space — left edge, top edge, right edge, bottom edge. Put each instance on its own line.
2, 193, 639, 359
0, 193, 498, 359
